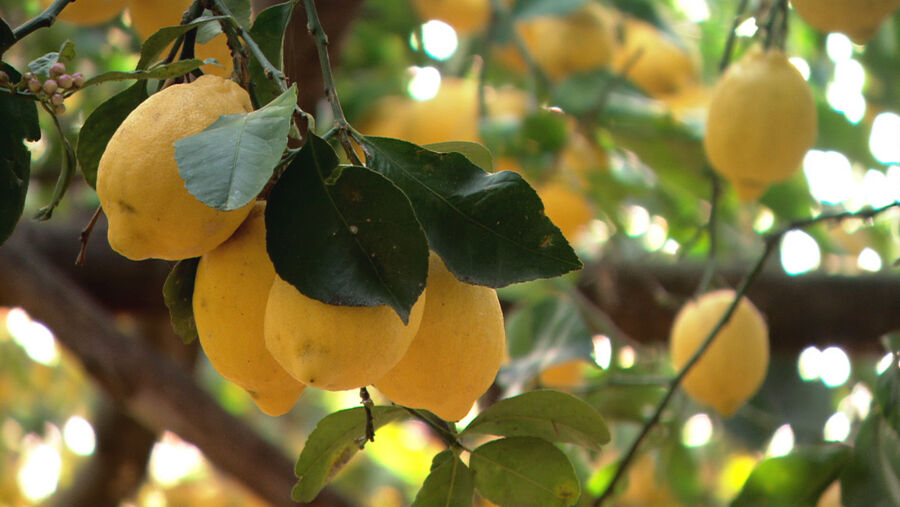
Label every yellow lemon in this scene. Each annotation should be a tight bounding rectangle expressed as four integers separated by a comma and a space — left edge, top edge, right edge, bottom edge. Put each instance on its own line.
193, 203, 306, 416
614, 18, 698, 98
97, 75, 255, 260
42, 0, 126, 26
537, 181, 593, 242
538, 359, 587, 389
703, 48, 817, 201
264, 278, 426, 391
669, 289, 769, 417
792, 0, 900, 41
411, 0, 490, 34
128, 0, 191, 39
375, 254, 505, 421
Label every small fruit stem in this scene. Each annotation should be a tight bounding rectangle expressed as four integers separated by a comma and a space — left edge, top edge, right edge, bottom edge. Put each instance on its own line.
359, 387, 376, 445
75, 206, 103, 266
718, 0, 750, 72
594, 200, 900, 505
763, 0, 790, 51
302, 0, 363, 166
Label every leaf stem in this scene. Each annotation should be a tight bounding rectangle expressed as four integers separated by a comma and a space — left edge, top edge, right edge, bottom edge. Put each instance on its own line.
402, 407, 471, 452
302, 0, 362, 165
594, 200, 900, 505
11, 0, 74, 42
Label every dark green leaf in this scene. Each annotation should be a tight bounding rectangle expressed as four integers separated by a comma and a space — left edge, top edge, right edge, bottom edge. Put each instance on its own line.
293, 406, 408, 503
0, 18, 15, 55
511, 0, 588, 19
462, 390, 610, 450
247, 1, 292, 106
162, 258, 200, 344
470, 436, 580, 507
0, 64, 39, 245
175, 84, 296, 210
423, 141, 493, 172
27, 41, 76, 77
136, 16, 228, 70
841, 416, 900, 507
33, 105, 77, 221
222, 0, 252, 31
76, 81, 148, 188
266, 134, 428, 323
363, 136, 582, 287
877, 357, 900, 437
82, 59, 208, 87
731, 445, 850, 507
412, 450, 475, 507
498, 295, 593, 388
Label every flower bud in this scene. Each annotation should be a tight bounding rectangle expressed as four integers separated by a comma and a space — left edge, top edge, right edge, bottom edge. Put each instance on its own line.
22, 72, 35, 82
54, 104, 66, 115
72, 73, 85, 88
51, 93, 65, 106
57, 74, 74, 89
0, 71, 8, 85
42, 79, 58, 95
50, 62, 66, 78
28, 79, 42, 94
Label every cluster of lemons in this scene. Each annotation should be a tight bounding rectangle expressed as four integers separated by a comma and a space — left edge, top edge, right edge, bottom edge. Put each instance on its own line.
42, 0, 233, 77
96, 75, 505, 421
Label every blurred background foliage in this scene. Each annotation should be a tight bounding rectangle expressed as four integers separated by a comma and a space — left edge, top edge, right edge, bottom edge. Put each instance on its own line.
1, 0, 899, 505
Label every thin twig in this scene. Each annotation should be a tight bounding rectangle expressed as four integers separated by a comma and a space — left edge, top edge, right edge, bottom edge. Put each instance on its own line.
208, 0, 288, 93
75, 206, 103, 266
359, 387, 375, 446
694, 172, 722, 297
719, 0, 750, 72
594, 201, 900, 505
11, 0, 74, 42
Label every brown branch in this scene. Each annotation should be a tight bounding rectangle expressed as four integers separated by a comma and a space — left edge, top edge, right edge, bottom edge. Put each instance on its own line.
0, 226, 351, 507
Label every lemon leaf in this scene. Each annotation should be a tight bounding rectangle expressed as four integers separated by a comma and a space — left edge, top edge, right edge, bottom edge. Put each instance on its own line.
293, 406, 408, 503
841, 416, 900, 507
462, 390, 610, 450
423, 141, 493, 172
162, 258, 200, 345
0, 63, 39, 246
247, 1, 293, 106
411, 450, 475, 507
265, 134, 428, 323
732, 445, 851, 507
175, 84, 296, 211
362, 136, 582, 288
469, 437, 580, 507
136, 16, 228, 70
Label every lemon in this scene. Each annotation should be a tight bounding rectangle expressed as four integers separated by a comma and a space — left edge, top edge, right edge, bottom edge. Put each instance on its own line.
97, 75, 255, 260
264, 278, 426, 392
669, 289, 769, 417
538, 359, 587, 389
792, 0, 900, 41
375, 254, 505, 421
42, 0, 126, 26
703, 48, 817, 201
193, 203, 305, 416
411, 0, 490, 34
507, 3, 616, 81
537, 181, 593, 242
614, 19, 698, 98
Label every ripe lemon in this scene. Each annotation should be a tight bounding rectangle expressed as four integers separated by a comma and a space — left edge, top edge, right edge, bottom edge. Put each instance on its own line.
669, 289, 769, 417
375, 254, 505, 421
42, 0, 127, 25
97, 75, 255, 260
264, 278, 426, 392
411, 0, 490, 34
504, 3, 615, 81
792, 0, 900, 42
193, 203, 305, 416
537, 181, 593, 242
614, 18, 698, 98
703, 48, 817, 201
538, 359, 587, 389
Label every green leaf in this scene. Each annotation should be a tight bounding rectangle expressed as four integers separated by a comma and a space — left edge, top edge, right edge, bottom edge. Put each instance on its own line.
175, 84, 295, 211
222, 0, 252, 31
412, 450, 475, 507
462, 390, 610, 450
82, 59, 208, 87
137, 16, 228, 70
498, 295, 594, 388
877, 355, 900, 434
731, 445, 851, 507
841, 416, 900, 507
470, 436, 580, 507
265, 134, 428, 323
27, 40, 76, 77
423, 141, 493, 172
511, 0, 589, 19
162, 258, 200, 344
293, 406, 408, 503
0, 63, 39, 245
76, 81, 148, 188
363, 136, 582, 287
0, 17, 15, 55
247, 1, 293, 106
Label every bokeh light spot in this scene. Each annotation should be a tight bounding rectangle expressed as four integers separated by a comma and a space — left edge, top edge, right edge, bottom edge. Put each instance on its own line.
780, 230, 821, 275
421, 20, 458, 61
820, 346, 851, 388
682, 413, 713, 447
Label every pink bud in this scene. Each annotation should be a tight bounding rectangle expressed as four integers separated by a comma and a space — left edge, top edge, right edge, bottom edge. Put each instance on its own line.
51, 93, 65, 106
28, 79, 42, 94
50, 62, 66, 78
72, 73, 85, 88
57, 74, 74, 89
42, 79, 58, 94
54, 104, 66, 115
